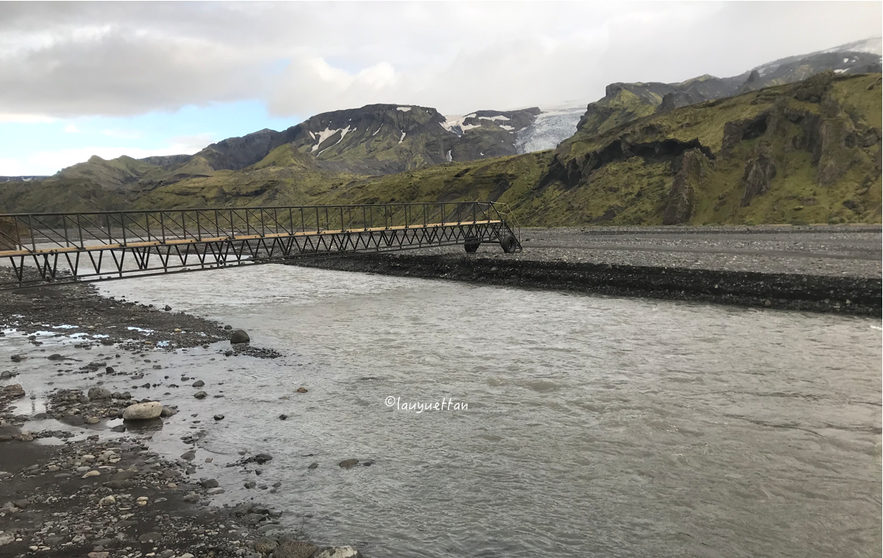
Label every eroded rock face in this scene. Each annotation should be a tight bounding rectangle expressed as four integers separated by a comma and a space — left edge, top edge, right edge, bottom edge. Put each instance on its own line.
663, 149, 711, 224
740, 147, 777, 207
122, 401, 163, 421
793, 70, 834, 104
721, 114, 770, 157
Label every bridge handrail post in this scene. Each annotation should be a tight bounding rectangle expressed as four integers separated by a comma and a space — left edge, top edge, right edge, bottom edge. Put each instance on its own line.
62, 215, 70, 248
13, 216, 23, 251
260, 209, 266, 237
28, 215, 35, 252
196, 210, 203, 241
121, 213, 127, 246
340, 207, 345, 232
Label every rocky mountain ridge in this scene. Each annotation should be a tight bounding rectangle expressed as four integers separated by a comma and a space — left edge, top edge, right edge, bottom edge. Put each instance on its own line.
577, 38, 882, 138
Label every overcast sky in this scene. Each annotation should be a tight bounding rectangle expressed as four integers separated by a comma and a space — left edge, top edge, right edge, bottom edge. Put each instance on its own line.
1, 1, 880, 176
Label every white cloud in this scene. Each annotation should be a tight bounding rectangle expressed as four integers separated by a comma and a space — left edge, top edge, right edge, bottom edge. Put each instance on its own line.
0, 113, 57, 124
63, 124, 80, 133
0, 2, 879, 119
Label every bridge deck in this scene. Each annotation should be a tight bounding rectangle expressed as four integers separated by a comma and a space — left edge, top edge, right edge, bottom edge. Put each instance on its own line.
0, 220, 503, 257
0, 203, 520, 288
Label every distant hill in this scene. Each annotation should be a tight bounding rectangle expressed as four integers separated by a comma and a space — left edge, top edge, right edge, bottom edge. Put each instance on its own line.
577, 37, 882, 138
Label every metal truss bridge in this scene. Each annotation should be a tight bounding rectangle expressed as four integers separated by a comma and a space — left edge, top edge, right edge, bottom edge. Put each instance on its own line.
0, 202, 521, 289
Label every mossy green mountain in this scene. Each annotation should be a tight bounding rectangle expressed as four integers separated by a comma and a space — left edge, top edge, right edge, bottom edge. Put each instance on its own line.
0, 73, 879, 228
577, 45, 882, 139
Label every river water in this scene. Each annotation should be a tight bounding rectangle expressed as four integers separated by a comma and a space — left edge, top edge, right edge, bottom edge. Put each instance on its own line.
7, 263, 882, 557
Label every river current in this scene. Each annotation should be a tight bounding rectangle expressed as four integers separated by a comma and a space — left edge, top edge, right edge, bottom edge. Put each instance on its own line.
7, 263, 882, 557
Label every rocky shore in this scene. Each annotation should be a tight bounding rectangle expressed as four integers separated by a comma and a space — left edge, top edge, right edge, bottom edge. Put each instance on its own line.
292, 226, 882, 316
0, 269, 363, 558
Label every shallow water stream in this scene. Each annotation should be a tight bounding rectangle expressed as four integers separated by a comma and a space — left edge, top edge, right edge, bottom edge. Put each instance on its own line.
5, 264, 881, 557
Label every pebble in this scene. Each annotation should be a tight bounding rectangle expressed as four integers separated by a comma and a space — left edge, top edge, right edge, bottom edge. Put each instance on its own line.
81, 470, 100, 479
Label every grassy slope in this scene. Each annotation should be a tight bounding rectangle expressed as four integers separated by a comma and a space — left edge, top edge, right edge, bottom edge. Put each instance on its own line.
318, 73, 881, 226
1, 74, 879, 227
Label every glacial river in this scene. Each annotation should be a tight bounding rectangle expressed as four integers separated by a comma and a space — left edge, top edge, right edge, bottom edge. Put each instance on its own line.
7, 263, 882, 557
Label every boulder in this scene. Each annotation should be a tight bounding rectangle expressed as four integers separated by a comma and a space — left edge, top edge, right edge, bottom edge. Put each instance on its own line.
88, 387, 112, 400
254, 538, 278, 554
274, 540, 317, 558
122, 401, 163, 421
1, 384, 26, 400
338, 459, 359, 469
160, 405, 178, 417
230, 329, 250, 344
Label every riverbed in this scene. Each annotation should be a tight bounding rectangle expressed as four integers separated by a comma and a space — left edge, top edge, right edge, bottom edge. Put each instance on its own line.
37, 263, 876, 557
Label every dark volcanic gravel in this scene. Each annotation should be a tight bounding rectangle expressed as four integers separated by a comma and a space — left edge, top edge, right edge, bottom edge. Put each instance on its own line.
292, 225, 882, 316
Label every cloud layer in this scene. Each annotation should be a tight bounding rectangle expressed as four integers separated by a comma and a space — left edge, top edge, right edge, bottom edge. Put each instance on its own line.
1, 1, 881, 121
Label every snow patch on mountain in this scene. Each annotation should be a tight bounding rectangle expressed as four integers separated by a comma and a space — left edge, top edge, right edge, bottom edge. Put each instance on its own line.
311, 126, 351, 152
313, 126, 351, 155
440, 114, 472, 135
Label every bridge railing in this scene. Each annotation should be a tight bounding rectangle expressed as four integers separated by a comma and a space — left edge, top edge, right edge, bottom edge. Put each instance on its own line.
0, 202, 509, 253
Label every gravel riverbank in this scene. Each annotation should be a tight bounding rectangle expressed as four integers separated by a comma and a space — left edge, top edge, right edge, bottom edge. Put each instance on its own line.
292, 225, 882, 315
0, 269, 363, 558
